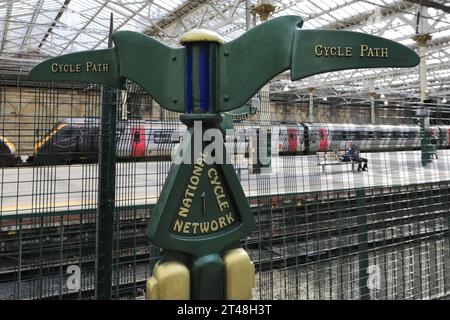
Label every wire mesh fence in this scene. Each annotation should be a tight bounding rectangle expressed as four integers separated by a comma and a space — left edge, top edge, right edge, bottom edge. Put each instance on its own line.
1, 78, 450, 299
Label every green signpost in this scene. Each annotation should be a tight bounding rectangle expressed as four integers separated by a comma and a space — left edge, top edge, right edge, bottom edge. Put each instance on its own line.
29, 15, 419, 300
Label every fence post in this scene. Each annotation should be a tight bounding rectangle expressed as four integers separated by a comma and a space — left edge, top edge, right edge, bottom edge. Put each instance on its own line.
356, 188, 370, 300
94, 86, 117, 299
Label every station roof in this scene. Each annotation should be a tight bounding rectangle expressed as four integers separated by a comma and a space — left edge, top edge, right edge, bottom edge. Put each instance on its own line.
0, 0, 449, 100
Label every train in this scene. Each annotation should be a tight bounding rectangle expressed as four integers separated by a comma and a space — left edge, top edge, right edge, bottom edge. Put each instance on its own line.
1, 118, 450, 166
0, 136, 21, 167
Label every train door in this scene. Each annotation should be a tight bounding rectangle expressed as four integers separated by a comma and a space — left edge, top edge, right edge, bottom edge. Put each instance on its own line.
318, 128, 328, 151
131, 127, 146, 157
287, 128, 298, 153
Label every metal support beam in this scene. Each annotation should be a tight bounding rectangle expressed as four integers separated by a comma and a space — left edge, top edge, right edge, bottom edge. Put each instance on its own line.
308, 87, 315, 123
404, 0, 450, 14
60, 1, 110, 53
92, 2, 150, 49
368, 79, 376, 124
413, 6, 432, 102
37, 0, 71, 49
19, 0, 45, 52
1, 0, 14, 52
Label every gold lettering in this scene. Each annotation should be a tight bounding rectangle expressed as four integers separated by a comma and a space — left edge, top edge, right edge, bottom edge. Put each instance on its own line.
193, 165, 203, 176
192, 222, 199, 234
208, 168, 217, 178
314, 45, 323, 57
218, 217, 226, 229
76, 64, 81, 72
211, 176, 220, 185
182, 222, 191, 234
210, 220, 218, 232
367, 47, 374, 57
196, 154, 205, 167
216, 193, 226, 202
182, 198, 192, 208
373, 48, 380, 57
63, 65, 70, 72
219, 201, 229, 212
314, 45, 354, 58
200, 222, 209, 234
214, 185, 223, 196
330, 47, 337, 56
381, 48, 388, 58
173, 219, 183, 232
178, 206, 189, 218
360, 44, 368, 57
190, 175, 199, 186
51, 63, 59, 73
102, 64, 109, 72
345, 47, 352, 57
185, 188, 195, 198
86, 62, 93, 72
225, 213, 235, 224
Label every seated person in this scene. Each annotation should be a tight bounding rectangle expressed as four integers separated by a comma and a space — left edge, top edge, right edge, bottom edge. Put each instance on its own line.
341, 143, 368, 172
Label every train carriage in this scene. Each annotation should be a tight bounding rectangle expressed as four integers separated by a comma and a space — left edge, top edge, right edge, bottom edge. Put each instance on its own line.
22, 118, 450, 166
29, 118, 183, 165
278, 124, 305, 155
304, 123, 424, 153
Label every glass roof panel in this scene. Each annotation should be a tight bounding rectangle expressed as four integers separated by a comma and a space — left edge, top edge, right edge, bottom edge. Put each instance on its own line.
0, 0, 449, 97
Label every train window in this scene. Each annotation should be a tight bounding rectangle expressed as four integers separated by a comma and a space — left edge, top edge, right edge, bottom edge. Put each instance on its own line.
154, 131, 172, 144
392, 131, 401, 139
332, 131, 341, 140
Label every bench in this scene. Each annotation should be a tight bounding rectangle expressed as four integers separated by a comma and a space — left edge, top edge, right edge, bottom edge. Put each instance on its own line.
317, 151, 356, 172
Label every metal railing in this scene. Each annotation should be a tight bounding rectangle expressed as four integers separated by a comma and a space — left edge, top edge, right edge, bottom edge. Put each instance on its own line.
1, 79, 450, 299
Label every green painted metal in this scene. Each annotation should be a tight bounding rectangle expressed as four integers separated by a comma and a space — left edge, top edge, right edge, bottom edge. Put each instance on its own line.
147, 115, 255, 257
111, 32, 185, 113
29, 49, 122, 88
26, 14, 421, 300
291, 29, 420, 79
217, 16, 419, 112
29, 15, 419, 115
94, 87, 117, 300
191, 254, 224, 299
356, 189, 370, 300
418, 113, 436, 166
